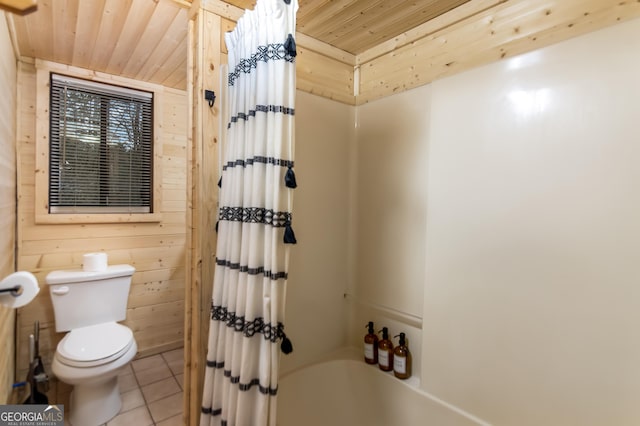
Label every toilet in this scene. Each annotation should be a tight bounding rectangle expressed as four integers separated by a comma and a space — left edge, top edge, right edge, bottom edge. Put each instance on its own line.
46, 263, 137, 426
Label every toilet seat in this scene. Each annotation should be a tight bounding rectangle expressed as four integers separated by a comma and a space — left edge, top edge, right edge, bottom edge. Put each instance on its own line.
56, 322, 134, 368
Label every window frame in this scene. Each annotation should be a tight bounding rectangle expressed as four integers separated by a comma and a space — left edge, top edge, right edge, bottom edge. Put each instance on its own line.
35, 60, 163, 224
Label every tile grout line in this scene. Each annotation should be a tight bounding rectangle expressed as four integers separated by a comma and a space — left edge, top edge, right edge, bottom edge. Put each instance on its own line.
130, 366, 155, 426
110, 349, 184, 426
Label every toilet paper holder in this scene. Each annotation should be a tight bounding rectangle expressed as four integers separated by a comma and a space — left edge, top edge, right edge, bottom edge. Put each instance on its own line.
0, 284, 23, 297
0, 271, 39, 308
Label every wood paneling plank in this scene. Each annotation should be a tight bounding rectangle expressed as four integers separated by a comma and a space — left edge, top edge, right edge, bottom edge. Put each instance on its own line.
122, 1, 181, 77
356, 0, 506, 64
89, 0, 133, 71
71, 0, 106, 69
104, 0, 158, 76
51, 0, 79, 63
0, 12, 16, 404
137, 7, 188, 82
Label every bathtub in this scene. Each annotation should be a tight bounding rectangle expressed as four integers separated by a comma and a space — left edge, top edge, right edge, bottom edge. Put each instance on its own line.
277, 357, 487, 426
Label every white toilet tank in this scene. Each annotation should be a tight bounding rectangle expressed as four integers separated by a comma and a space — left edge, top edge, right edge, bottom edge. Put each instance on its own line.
46, 264, 135, 332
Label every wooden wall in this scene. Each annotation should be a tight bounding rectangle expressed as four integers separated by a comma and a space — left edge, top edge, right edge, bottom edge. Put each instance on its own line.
201, 0, 356, 105
0, 11, 17, 404
296, 33, 355, 105
356, 0, 640, 104
15, 60, 188, 380
185, 8, 222, 423
199, 0, 640, 108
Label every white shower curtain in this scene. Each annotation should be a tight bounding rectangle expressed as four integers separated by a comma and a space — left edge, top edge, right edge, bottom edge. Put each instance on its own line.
200, 1, 298, 425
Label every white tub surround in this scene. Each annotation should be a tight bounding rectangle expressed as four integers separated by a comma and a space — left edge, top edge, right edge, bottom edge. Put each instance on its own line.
277, 354, 488, 426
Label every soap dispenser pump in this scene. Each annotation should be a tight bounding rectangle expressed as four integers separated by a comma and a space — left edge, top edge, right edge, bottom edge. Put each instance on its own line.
364, 322, 378, 364
393, 333, 412, 379
377, 327, 394, 372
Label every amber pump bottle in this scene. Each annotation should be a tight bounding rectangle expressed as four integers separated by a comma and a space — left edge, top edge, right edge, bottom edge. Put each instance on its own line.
364, 322, 378, 364
377, 327, 394, 372
393, 333, 412, 379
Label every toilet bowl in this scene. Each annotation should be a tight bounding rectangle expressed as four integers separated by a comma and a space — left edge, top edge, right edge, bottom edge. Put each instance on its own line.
46, 262, 137, 426
51, 322, 137, 425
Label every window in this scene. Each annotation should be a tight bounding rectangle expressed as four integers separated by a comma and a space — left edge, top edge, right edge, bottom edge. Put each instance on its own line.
49, 74, 153, 214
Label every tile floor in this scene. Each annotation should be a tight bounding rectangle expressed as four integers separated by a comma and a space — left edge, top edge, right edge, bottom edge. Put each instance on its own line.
56, 347, 184, 426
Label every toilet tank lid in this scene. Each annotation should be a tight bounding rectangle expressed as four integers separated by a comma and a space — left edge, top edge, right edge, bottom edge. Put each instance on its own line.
46, 264, 135, 285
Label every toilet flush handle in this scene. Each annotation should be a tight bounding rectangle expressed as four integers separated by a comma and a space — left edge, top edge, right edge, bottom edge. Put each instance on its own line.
51, 286, 69, 295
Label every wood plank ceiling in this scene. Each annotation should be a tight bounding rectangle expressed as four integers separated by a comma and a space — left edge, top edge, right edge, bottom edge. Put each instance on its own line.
9, 0, 190, 90
6, 0, 471, 91
225, 0, 472, 54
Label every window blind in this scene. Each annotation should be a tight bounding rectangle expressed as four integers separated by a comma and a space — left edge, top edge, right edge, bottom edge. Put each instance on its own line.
49, 74, 153, 214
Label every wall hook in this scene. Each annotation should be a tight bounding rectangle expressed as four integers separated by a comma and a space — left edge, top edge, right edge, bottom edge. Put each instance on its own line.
204, 90, 216, 107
